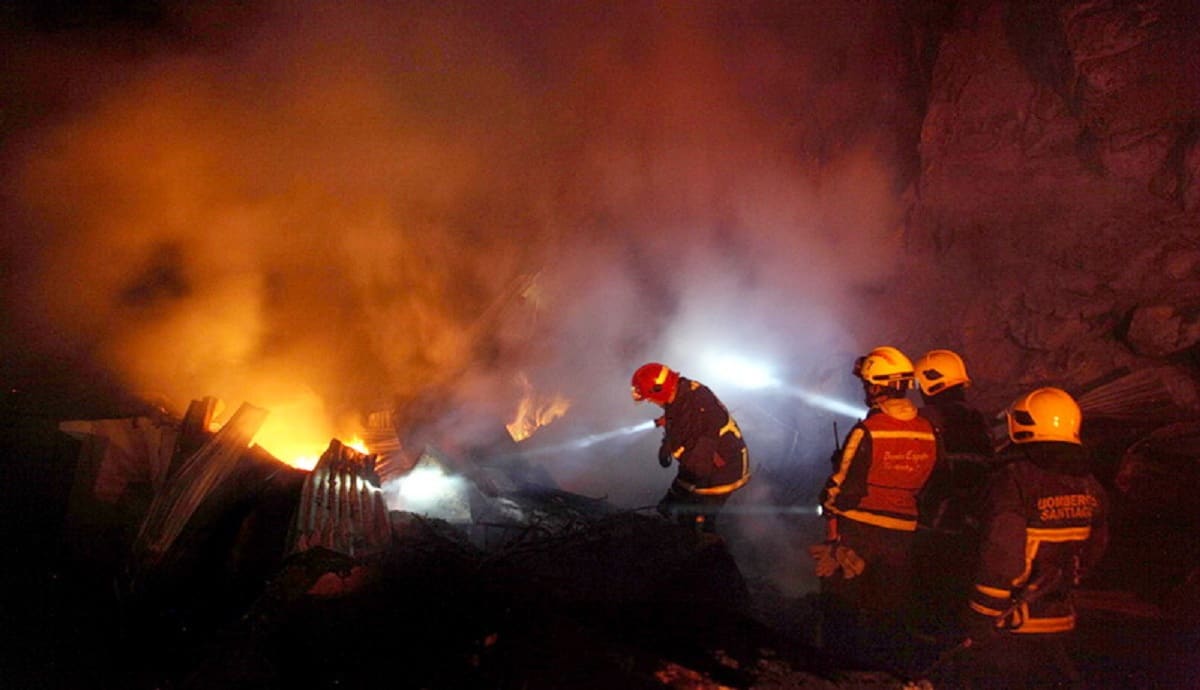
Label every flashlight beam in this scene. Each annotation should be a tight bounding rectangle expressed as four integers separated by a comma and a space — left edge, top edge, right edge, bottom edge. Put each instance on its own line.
778, 386, 866, 419
696, 351, 864, 418
703, 354, 780, 390
517, 420, 656, 458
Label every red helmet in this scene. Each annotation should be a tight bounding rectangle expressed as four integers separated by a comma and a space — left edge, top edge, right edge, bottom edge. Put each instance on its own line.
631, 362, 680, 405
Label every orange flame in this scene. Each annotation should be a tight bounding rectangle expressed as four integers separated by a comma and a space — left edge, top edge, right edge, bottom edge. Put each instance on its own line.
252, 433, 369, 471
204, 391, 368, 470
276, 435, 368, 472
506, 378, 571, 442
345, 436, 369, 454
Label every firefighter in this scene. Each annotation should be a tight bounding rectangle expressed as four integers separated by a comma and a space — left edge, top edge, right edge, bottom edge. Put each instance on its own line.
817, 346, 942, 672
630, 362, 750, 534
912, 349, 995, 637
914, 349, 993, 464
955, 387, 1108, 689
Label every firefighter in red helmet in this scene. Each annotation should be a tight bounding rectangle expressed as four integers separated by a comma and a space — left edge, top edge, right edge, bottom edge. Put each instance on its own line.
817, 346, 942, 672
631, 363, 750, 534
952, 387, 1108, 689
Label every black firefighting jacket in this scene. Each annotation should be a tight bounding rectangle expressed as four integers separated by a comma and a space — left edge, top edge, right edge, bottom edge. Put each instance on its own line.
968, 442, 1108, 634
918, 387, 995, 530
821, 397, 941, 532
920, 387, 994, 459
659, 378, 750, 495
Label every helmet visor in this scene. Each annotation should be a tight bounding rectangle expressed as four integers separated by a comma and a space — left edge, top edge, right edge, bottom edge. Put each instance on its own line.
852, 356, 866, 377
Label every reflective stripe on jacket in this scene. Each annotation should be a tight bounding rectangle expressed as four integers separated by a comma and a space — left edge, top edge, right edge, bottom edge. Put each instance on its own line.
822, 398, 939, 532
661, 378, 750, 494
968, 443, 1108, 634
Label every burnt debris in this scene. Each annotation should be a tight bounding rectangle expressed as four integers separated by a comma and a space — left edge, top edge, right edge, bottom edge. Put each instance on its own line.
4, 393, 1198, 688
3, 396, 846, 689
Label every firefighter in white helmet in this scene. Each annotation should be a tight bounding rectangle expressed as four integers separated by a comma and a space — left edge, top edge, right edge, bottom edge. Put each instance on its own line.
951, 387, 1108, 689
816, 346, 943, 672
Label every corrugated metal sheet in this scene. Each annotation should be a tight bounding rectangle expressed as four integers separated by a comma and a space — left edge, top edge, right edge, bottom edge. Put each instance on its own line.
1077, 365, 1200, 421
132, 402, 268, 564
287, 440, 391, 558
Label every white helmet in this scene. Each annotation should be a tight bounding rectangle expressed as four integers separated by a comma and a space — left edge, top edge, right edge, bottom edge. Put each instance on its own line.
853, 346, 915, 390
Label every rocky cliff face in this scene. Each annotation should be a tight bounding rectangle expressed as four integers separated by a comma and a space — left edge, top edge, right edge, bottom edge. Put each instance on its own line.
890, 0, 1200, 422
877, 0, 1200, 616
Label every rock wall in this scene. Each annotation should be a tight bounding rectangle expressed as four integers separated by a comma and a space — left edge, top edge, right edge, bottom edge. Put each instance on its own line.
892, 0, 1200, 417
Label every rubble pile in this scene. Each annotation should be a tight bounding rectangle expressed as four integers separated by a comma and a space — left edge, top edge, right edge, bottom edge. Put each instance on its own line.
4, 398, 884, 689
4, 383, 1198, 688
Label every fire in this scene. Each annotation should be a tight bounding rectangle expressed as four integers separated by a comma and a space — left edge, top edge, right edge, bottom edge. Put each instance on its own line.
204, 391, 369, 471
506, 375, 571, 442
254, 432, 369, 471
345, 435, 368, 454
288, 455, 321, 471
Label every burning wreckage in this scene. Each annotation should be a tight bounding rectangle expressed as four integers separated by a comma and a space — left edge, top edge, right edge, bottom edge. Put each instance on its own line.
12, 364, 1200, 688
24, 394, 849, 690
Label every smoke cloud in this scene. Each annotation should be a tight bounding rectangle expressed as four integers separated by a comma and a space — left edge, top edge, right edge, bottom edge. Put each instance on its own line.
1, 0, 917, 546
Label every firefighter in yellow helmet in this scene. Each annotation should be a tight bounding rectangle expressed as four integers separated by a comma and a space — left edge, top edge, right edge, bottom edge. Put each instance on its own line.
631, 362, 750, 534
914, 349, 993, 462
817, 346, 943, 672
953, 387, 1108, 689
911, 349, 996, 637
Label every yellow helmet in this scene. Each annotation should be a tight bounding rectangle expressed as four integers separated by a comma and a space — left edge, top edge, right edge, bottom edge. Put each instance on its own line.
914, 349, 971, 395
1006, 387, 1082, 445
853, 346, 914, 388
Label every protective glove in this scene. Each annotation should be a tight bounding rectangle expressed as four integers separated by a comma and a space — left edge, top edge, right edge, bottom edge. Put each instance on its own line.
833, 544, 865, 578
808, 542, 841, 578
807, 541, 866, 579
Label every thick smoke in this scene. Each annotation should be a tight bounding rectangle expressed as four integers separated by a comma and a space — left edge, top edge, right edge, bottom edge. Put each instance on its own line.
2, 2, 917, 588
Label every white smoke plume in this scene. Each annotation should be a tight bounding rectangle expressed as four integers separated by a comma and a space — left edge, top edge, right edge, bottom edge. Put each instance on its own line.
1, 2, 919, 575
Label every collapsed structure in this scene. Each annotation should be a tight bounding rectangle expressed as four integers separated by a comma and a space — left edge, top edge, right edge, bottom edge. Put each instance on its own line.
38, 395, 864, 689
19, 368, 1193, 689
